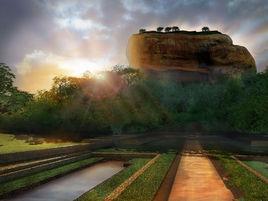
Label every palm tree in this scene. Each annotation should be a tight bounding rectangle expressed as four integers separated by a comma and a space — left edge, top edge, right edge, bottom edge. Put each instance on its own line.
202, 27, 210, 32
164, 27, 171, 32
139, 28, 146, 33
172, 26, 180, 32
157, 27, 164, 32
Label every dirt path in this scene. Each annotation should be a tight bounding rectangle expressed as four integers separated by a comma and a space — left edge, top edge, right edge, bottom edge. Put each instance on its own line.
168, 140, 234, 201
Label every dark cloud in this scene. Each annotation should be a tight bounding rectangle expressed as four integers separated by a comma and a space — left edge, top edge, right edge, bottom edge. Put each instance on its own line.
0, 0, 55, 64
0, 0, 267, 91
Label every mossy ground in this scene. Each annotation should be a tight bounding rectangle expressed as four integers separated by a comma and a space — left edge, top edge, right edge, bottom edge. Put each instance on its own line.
243, 160, 268, 179
216, 154, 268, 201
115, 154, 175, 201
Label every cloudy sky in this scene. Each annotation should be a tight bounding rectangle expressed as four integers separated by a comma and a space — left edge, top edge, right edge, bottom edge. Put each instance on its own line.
0, 0, 268, 92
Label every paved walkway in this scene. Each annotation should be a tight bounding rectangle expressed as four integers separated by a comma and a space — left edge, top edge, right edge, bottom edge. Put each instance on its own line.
168, 140, 234, 201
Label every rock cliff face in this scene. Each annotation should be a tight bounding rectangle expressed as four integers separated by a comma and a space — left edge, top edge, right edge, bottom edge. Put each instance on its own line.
127, 31, 256, 81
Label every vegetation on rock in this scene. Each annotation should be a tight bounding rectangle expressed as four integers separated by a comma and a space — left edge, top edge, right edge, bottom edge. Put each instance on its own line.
202, 26, 210, 32
140, 26, 206, 33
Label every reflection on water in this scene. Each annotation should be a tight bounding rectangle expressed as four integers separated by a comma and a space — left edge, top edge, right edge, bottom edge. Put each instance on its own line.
6, 161, 124, 201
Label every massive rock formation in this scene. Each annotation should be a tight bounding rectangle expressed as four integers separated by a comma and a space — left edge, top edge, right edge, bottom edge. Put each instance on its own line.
127, 31, 256, 81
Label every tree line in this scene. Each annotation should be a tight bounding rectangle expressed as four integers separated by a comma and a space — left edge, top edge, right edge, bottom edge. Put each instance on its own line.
0, 63, 267, 139
139, 26, 210, 33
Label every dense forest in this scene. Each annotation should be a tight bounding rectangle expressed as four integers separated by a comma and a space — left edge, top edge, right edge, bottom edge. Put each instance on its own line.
0, 63, 267, 139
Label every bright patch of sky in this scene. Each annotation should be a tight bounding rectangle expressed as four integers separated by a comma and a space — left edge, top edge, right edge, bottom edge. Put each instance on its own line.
18, 50, 110, 76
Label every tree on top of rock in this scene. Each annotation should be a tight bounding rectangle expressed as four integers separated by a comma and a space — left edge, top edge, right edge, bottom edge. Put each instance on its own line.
139, 29, 146, 33
164, 27, 171, 32
202, 27, 210, 32
157, 27, 164, 32
172, 26, 180, 32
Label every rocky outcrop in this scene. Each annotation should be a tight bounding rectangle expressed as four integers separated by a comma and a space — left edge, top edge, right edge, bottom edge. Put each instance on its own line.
127, 31, 256, 80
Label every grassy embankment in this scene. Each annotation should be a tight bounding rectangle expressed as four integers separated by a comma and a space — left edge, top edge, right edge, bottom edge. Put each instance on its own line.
0, 157, 102, 197
243, 160, 268, 178
114, 153, 175, 201
76, 158, 150, 201
0, 133, 81, 154
216, 154, 268, 201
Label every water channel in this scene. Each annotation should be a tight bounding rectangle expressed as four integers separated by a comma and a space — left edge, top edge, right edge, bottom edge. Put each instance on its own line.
5, 161, 124, 201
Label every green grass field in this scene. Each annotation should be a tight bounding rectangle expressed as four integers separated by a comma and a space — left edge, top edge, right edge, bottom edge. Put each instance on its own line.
243, 160, 268, 178
0, 134, 82, 154
115, 153, 175, 201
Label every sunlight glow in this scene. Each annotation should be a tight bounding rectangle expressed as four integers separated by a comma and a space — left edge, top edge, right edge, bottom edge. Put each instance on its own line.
94, 73, 106, 80
18, 50, 110, 77
16, 50, 112, 92
59, 58, 105, 76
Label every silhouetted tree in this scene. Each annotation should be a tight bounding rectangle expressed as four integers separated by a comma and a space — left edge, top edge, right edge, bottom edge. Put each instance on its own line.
172, 26, 180, 32
139, 28, 146, 33
0, 63, 32, 114
0, 63, 15, 95
202, 27, 210, 32
164, 27, 171, 32
157, 27, 164, 32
